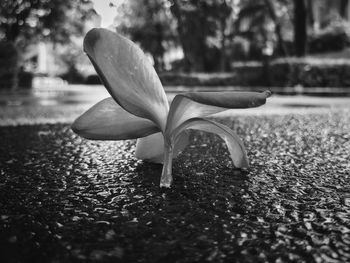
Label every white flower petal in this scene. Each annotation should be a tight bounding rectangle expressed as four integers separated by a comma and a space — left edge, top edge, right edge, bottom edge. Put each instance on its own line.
84, 28, 169, 131
135, 133, 164, 163
172, 117, 249, 168
135, 131, 189, 164
72, 98, 159, 140
165, 91, 271, 135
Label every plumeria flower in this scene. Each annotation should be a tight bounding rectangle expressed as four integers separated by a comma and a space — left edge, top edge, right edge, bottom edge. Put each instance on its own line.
72, 28, 271, 188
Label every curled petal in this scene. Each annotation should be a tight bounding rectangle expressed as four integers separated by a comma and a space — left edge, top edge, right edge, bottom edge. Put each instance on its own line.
72, 98, 159, 140
135, 131, 189, 164
174, 130, 190, 157
84, 28, 169, 131
160, 117, 250, 188
179, 91, 271, 108
172, 117, 249, 168
135, 133, 164, 163
165, 91, 271, 135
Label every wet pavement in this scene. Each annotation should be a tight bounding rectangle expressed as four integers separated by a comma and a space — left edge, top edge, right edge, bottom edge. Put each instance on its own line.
1, 84, 350, 126
0, 107, 349, 262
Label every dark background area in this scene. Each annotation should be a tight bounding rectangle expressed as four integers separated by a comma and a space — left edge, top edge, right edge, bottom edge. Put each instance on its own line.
2, 0, 350, 89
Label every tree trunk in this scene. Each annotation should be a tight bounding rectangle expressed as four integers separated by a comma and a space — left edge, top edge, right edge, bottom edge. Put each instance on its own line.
306, 0, 314, 27
340, 0, 349, 19
170, 0, 192, 71
196, 5, 207, 72
154, 23, 165, 72
0, 41, 19, 90
12, 59, 19, 90
170, 0, 206, 72
263, 0, 288, 57
219, 17, 227, 72
293, 0, 307, 56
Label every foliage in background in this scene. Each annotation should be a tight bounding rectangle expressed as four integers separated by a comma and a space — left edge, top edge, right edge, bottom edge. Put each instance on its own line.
0, 41, 19, 89
115, 0, 294, 72
2, 0, 350, 85
168, 0, 235, 72
0, 0, 92, 45
309, 20, 350, 54
115, 0, 350, 72
115, 0, 178, 72
0, 0, 93, 88
160, 57, 350, 88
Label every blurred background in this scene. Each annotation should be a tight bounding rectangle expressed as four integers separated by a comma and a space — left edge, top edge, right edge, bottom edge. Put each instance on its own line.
1, 0, 350, 98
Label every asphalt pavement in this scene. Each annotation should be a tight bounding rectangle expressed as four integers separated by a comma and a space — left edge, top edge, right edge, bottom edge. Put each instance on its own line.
1, 110, 349, 262
1, 85, 350, 262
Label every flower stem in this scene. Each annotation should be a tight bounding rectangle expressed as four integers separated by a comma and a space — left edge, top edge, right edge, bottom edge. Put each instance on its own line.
160, 142, 174, 188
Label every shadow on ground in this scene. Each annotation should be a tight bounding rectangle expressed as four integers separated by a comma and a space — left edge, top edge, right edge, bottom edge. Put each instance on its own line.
0, 110, 349, 263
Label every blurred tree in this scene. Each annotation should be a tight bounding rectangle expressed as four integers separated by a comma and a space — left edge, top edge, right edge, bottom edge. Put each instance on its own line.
113, 0, 350, 73
263, 0, 288, 56
114, 0, 294, 72
234, 1, 275, 57
306, 0, 314, 28
115, 0, 177, 72
293, 0, 307, 56
169, 0, 235, 72
58, 37, 89, 84
0, 0, 92, 88
168, 0, 292, 71
340, 0, 349, 18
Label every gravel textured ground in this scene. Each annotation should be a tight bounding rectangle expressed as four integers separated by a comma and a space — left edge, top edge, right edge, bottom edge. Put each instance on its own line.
0, 110, 349, 263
